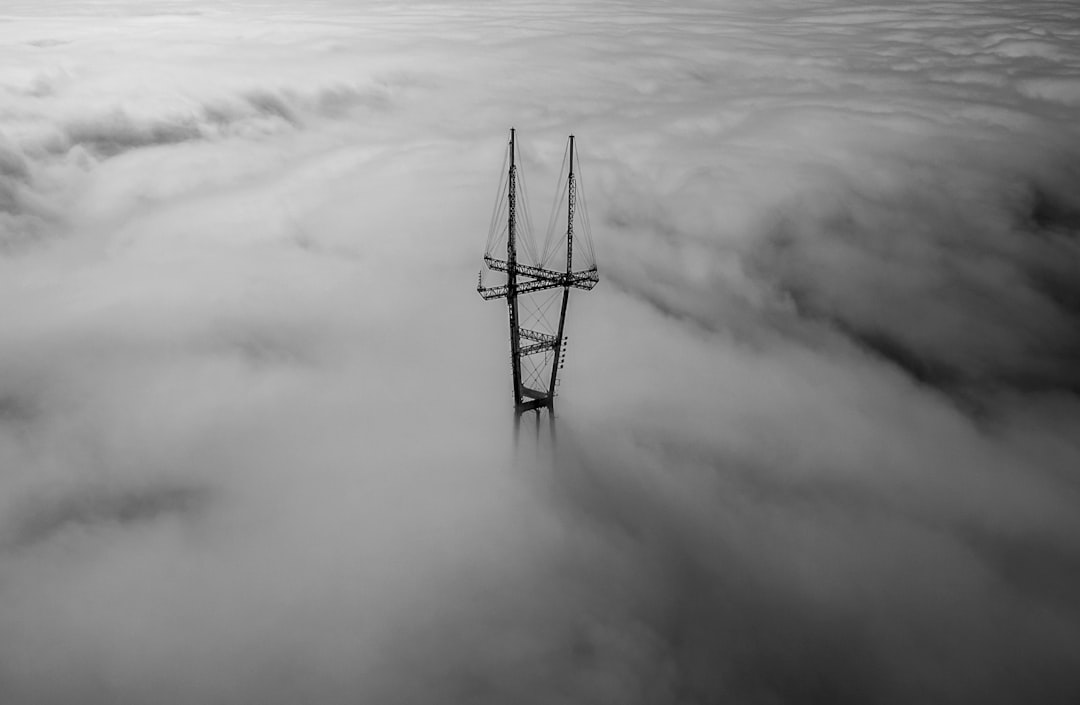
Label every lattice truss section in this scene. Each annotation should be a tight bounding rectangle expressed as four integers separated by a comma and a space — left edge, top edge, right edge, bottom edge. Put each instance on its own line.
516, 288, 562, 396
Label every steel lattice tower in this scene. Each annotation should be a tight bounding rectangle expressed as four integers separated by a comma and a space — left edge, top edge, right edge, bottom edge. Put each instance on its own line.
478, 128, 598, 425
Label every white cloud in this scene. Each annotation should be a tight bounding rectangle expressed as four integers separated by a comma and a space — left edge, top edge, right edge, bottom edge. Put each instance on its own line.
1, 0, 1078, 703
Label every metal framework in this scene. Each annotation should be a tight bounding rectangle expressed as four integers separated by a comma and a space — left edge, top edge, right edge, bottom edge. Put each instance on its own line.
478, 128, 598, 419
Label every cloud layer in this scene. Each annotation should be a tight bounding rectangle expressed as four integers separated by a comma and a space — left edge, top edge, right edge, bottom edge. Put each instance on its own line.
1, 1, 1078, 703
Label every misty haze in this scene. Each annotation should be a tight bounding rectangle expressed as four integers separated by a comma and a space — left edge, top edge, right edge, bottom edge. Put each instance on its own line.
1, 1, 1079, 703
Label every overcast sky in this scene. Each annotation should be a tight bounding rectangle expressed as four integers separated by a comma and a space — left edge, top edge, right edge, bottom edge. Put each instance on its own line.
1, 1, 1079, 703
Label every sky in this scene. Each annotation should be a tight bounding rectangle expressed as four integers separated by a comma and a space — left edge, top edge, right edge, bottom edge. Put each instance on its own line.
1, 0, 1079, 703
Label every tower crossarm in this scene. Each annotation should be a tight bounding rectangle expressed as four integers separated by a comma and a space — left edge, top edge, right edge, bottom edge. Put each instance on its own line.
519, 340, 557, 356
483, 256, 565, 284
518, 326, 558, 357
518, 327, 557, 345
478, 266, 598, 300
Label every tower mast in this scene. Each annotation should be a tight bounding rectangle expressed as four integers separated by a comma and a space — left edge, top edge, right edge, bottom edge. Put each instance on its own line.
548, 135, 574, 397
506, 128, 524, 409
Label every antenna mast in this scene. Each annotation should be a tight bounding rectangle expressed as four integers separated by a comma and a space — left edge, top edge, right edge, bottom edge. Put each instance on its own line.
506, 128, 524, 408
548, 135, 574, 397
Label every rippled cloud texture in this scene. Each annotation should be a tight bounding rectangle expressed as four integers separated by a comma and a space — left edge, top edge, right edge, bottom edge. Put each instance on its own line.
1, 0, 1079, 703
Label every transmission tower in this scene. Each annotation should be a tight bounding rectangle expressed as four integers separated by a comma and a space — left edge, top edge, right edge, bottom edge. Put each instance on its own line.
478, 128, 599, 429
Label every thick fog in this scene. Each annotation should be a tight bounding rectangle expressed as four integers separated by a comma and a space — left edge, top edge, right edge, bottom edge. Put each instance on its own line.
1, 0, 1079, 703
